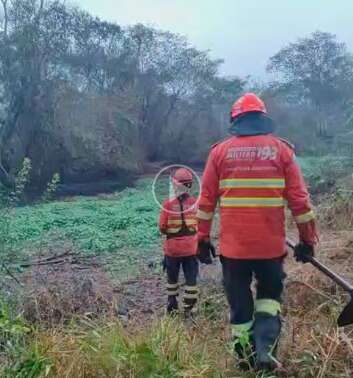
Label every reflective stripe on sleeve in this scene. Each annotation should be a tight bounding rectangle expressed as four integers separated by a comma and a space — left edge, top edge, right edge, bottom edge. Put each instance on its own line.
196, 209, 214, 220
220, 178, 285, 189
295, 210, 315, 224
220, 197, 285, 208
255, 299, 281, 316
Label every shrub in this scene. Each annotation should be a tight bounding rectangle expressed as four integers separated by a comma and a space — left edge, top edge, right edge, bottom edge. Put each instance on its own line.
42, 173, 61, 202
10, 158, 32, 205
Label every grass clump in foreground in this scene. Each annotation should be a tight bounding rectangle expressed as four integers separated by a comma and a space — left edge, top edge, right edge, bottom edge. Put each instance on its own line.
2, 292, 353, 378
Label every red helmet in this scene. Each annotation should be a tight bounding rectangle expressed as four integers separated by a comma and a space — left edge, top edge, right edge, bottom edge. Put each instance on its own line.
173, 168, 193, 185
230, 93, 267, 122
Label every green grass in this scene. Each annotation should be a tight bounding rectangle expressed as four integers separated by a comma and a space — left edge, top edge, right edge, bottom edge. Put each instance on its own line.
297, 155, 352, 192
1, 178, 162, 277
1, 317, 228, 378
4, 156, 348, 257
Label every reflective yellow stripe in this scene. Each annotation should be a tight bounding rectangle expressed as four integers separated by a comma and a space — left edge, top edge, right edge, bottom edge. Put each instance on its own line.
167, 225, 197, 234
166, 283, 179, 289
167, 289, 179, 296
196, 209, 214, 220
295, 210, 315, 224
220, 178, 285, 189
231, 321, 254, 338
184, 286, 198, 292
168, 219, 183, 225
166, 227, 181, 233
168, 219, 197, 225
166, 283, 179, 296
185, 220, 197, 226
220, 197, 285, 207
255, 299, 281, 316
183, 293, 198, 299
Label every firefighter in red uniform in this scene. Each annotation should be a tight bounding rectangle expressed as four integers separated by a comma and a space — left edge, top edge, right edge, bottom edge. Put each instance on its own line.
197, 93, 318, 370
159, 168, 199, 318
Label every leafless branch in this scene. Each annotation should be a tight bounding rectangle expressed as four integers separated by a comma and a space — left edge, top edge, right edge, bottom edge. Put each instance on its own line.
39, 0, 45, 13
1, 263, 22, 286
1, 0, 8, 37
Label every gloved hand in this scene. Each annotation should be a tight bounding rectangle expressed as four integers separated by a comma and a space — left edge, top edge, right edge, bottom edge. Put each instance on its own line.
294, 242, 314, 263
198, 240, 216, 264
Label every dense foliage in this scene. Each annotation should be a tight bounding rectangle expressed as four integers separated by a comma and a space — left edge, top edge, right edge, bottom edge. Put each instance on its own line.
0, 2, 352, 191
265, 31, 353, 152
0, 0, 244, 189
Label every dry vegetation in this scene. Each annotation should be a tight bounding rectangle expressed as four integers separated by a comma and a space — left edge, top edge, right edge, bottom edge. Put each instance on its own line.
1, 230, 352, 377
0, 175, 352, 377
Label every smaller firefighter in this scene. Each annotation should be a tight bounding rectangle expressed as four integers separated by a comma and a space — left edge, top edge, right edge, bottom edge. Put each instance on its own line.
159, 168, 199, 318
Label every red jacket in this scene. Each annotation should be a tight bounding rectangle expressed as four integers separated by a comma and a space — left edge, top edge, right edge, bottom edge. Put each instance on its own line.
159, 195, 198, 257
197, 134, 318, 259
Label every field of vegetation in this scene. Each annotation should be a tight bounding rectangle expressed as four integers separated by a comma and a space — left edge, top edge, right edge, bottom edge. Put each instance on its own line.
1, 1, 353, 376
1, 179, 161, 279
0, 157, 351, 377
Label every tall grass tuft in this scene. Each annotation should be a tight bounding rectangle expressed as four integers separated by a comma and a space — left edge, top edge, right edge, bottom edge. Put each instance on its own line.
3, 317, 228, 378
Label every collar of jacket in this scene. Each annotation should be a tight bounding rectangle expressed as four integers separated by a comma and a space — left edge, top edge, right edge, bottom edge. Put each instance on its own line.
229, 112, 276, 136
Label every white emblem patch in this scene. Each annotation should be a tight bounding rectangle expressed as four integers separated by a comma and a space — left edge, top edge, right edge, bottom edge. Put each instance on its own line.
226, 146, 278, 161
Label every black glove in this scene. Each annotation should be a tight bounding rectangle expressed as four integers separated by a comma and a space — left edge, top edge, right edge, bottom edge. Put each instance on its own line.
294, 242, 314, 263
198, 240, 216, 265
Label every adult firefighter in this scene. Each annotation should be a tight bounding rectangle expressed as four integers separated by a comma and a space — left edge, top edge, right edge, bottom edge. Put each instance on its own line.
197, 93, 318, 371
159, 168, 199, 319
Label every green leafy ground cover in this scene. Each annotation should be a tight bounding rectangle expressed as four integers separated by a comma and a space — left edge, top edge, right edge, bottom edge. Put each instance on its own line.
297, 155, 352, 192
2, 156, 351, 271
2, 179, 162, 278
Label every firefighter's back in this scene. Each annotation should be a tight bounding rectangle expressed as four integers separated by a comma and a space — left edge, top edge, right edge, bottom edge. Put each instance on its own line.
213, 134, 294, 259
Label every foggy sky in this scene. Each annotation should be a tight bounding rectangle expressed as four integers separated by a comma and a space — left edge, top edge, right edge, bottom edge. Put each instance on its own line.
75, 0, 353, 79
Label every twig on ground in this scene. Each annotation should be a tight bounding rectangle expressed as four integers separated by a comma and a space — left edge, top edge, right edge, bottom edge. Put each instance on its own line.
1, 263, 23, 286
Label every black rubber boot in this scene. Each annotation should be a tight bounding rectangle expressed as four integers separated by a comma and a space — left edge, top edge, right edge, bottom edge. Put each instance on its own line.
167, 296, 178, 315
233, 333, 256, 371
253, 313, 281, 371
184, 305, 192, 318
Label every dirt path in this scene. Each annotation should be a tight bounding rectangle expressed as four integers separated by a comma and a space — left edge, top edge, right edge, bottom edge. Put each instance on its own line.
116, 229, 353, 325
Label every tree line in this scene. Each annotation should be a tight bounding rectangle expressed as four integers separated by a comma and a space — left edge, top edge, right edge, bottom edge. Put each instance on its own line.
0, 0, 352, 191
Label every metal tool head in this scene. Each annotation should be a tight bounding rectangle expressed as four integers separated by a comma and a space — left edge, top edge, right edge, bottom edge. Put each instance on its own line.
337, 296, 353, 327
